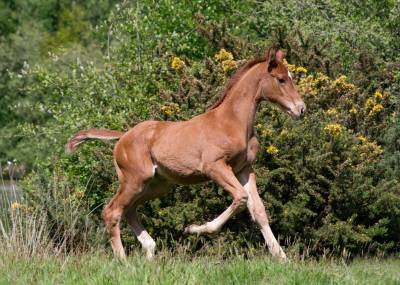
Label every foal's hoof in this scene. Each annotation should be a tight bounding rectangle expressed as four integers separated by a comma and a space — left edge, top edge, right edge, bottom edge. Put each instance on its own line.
272, 249, 288, 263
183, 224, 200, 235
277, 254, 288, 263
184, 224, 219, 237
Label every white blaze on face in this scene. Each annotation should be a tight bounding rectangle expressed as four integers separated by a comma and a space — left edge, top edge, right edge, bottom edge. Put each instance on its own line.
288, 71, 292, 79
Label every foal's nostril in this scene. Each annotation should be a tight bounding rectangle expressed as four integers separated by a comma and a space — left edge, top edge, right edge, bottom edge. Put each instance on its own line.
300, 105, 306, 118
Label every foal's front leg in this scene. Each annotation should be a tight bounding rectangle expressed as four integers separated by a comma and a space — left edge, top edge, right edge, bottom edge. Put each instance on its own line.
238, 167, 287, 261
184, 159, 248, 235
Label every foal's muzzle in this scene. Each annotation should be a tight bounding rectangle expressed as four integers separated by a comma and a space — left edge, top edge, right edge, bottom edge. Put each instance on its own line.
288, 102, 306, 120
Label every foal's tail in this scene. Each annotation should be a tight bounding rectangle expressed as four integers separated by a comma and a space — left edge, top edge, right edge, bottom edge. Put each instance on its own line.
66, 128, 125, 153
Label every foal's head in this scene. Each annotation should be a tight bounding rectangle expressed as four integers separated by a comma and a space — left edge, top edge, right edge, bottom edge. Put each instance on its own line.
259, 47, 306, 119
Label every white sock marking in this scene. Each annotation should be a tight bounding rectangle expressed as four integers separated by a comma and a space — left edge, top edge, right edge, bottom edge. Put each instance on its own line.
137, 231, 156, 258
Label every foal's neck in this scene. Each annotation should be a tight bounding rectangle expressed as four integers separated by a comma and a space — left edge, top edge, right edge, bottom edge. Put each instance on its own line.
216, 63, 264, 141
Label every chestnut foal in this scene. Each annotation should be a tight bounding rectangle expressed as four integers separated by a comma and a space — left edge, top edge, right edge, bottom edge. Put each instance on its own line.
67, 47, 305, 261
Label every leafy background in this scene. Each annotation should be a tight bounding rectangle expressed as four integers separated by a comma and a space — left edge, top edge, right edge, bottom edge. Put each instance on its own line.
1, 0, 399, 257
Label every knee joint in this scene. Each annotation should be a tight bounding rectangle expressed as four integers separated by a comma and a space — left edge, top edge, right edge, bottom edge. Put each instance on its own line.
235, 192, 248, 208
102, 207, 121, 229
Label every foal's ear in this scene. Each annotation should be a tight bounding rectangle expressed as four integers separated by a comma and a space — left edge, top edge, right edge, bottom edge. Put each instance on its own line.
267, 48, 285, 72
275, 49, 285, 62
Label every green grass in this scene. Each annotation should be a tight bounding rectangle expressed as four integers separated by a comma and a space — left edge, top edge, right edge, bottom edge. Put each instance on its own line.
0, 252, 399, 285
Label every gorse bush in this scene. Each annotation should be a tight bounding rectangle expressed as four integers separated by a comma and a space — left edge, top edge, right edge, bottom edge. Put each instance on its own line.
2, 0, 399, 256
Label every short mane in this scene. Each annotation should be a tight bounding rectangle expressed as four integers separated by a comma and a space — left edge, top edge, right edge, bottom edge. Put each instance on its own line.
208, 56, 267, 110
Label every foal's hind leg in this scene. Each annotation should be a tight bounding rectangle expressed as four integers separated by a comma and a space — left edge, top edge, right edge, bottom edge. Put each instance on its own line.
125, 180, 172, 259
102, 181, 144, 259
125, 206, 156, 259
102, 134, 156, 258
238, 166, 287, 261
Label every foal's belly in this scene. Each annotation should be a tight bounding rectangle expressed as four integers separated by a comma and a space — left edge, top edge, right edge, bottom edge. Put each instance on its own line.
153, 150, 249, 185
154, 164, 209, 185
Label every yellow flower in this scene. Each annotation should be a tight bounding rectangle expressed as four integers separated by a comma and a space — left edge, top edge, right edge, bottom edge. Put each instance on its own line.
314, 72, 329, 85
349, 106, 358, 114
298, 75, 319, 97
368, 104, 384, 117
357, 135, 368, 143
214, 48, 234, 62
261, 128, 274, 138
171, 102, 180, 111
161, 102, 180, 117
365, 142, 383, 156
354, 139, 384, 160
282, 59, 295, 73
326, 108, 338, 116
374, 91, 383, 101
266, 145, 279, 155
221, 59, 237, 73
323, 123, 343, 137
171, 57, 185, 71
294, 66, 308, 74
332, 75, 355, 92
11, 202, 21, 210
365, 98, 375, 109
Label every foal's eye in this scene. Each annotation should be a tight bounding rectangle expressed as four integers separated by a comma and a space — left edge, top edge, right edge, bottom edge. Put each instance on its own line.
278, 78, 285, 84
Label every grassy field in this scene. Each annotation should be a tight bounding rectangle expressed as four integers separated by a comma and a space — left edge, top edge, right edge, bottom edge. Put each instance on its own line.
1, 252, 399, 285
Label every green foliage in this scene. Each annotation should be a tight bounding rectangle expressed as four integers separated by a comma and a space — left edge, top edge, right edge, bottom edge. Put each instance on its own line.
0, 0, 119, 168
1, 0, 399, 256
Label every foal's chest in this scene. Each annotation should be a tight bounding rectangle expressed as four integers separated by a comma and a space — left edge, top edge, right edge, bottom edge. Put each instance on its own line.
228, 146, 252, 173
228, 137, 259, 173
